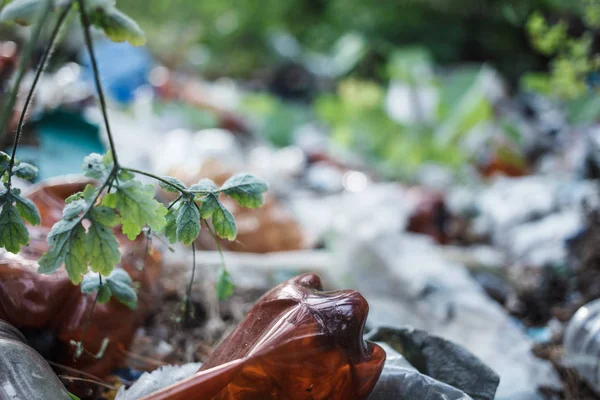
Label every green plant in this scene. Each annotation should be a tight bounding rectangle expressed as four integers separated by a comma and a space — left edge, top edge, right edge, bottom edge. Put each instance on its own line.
524, 3, 600, 99
0, 0, 267, 357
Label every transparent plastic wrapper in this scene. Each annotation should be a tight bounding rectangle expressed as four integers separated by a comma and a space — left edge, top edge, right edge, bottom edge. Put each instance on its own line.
366, 327, 498, 400
0, 320, 71, 400
563, 299, 600, 395
135, 273, 386, 400
334, 233, 560, 399
0, 178, 162, 378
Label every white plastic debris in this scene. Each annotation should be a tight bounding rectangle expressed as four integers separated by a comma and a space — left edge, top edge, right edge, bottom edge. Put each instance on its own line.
115, 363, 201, 400
333, 233, 560, 400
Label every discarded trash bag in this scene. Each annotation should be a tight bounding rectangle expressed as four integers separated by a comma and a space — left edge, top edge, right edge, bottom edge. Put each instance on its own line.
0, 320, 71, 400
135, 273, 386, 400
366, 326, 499, 400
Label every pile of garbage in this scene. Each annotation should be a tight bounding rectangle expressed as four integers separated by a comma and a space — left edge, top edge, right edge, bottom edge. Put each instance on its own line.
1, 35, 600, 400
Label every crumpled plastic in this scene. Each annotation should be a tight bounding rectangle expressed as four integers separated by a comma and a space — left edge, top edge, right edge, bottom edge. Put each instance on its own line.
0, 178, 162, 378
137, 273, 386, 400
366, 327, 499, 400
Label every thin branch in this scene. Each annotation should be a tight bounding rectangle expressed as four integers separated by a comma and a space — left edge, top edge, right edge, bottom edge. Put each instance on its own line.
203, 219, 226, 270
7, 1, 74, 186
77, 0, 119, 166
75, 274, 102, 359
0, 0, 53, 144
183, 241, 196, 325
46, 360, 107, 383
59, 376, 118, 391
168, 195, 182, 210
123, 167, 190, 194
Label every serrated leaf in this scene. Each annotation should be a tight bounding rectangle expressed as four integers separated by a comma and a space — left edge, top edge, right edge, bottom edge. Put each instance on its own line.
189, 179, 217, 194
0, 202, 29, 253
176, 199, 201, 245
101, 193, 117, 208
114, 180, 167, 240
220, 173, 268, 209
81, 273, 102, 294
82, 153, 109, 179
62, 199, 86, 220
97, 285, 112, 303
0, 0, 43, 26
212, 200, 236, 240
90, 6, 146, 46
65, 192, 84, 204
38, 222, 88, 284
106, 269, 137, 309
14, 193, 40, 225
90, 206, 120, 227
216, 269, 234, 300
199, 193, 218, 219
85, 221, 121, 276
81, 273, 113, 303
13, 162, 38, 180
0, 152, 10, 170
159, 176, 186, 193
119, 169, 134, 181
164, 207, 177, 244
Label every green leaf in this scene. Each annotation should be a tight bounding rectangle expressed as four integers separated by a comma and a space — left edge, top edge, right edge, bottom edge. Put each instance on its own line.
118, 169, 135, 181
68, 392, 81, 400
189, 179, 217, 194
81, 273, 102, 294
176, 199, 201, 245
90, 206, 120, 227
82, 153, 109, 179
216, 269, 234, 300
0, 201, 29, 253
85, 221, 121, 276
38, 222, 88, 284
164, 207, 177, 244
159, 176, 186, 193
13, 162, 37, 180
0, 152, 10, 171
114, 180, 167, 240
14, 193, 40, 225
0, 0, 43, 26
199, 193, 218, 219
220, 173, 268, 209
65, 192, 84, 204
106, 269, 137, 309
90, 6, 146, 46
96, 285, 112, 304
212, 200, 236, 240
101, 193, 117, 208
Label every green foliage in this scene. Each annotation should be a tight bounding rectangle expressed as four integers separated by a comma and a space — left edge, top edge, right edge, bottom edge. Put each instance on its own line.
0, 0, 146, 46
107, 180, 168, 240
525, 4, 600, 100
88, 4, 146, 46
81, 269, 138, 309
176, 198, 201, 245
216, 268, 234, 300
220, 173, 268, 209
0, 152, 41, 254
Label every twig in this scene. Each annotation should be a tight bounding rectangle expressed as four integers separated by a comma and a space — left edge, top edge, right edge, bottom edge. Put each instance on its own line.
183, 241, 196, 325
46, 360, 107, 383
75, 275, 102, 359
0, 0, 53, 144
7, 1, 74, 185
123, 167, 190, 194
59, 376, 118, 391
77, 0, 119, 166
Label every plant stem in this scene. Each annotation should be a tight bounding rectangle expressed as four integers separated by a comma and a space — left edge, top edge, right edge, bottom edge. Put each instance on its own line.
168, 195, 182, 210
183, 241, 196, 325
0, 0, 53, 148
123, 167, 190, 194
76, 275, 102, 359
7, 1, 74, 186
77, 0, 119, 167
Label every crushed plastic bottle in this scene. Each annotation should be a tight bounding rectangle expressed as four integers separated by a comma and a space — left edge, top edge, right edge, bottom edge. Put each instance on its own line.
0, 320, 71, 399
137, 273, 386, 400
563, 299, 600, 395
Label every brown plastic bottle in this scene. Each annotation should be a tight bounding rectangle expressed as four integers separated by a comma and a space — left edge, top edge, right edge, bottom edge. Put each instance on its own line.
0, 320, 70, 399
